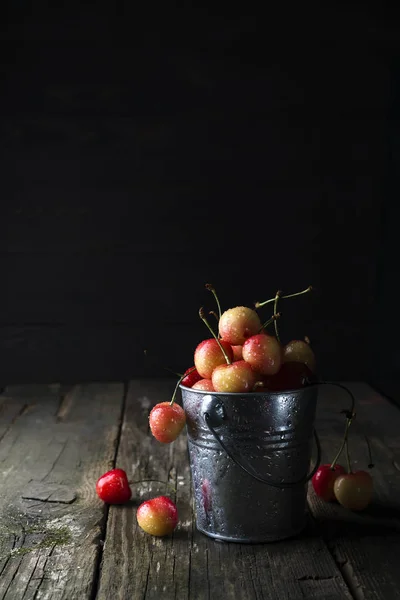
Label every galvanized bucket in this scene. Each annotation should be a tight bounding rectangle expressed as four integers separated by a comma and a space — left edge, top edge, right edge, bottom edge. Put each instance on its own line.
180, 384, 320, 543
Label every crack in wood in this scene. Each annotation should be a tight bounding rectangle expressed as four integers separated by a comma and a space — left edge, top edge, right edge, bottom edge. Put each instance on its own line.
40, 438, 70, 482
0, 404, 29, 444
88, 381, 129, 600
31, 543, 56, 599
22, 482, 77, 504
327, 550, 366, 600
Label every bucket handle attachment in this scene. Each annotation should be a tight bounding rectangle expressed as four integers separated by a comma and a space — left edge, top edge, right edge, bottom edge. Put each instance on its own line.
201, 394, 321, 489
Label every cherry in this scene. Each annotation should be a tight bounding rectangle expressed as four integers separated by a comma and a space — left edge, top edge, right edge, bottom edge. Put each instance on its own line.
96, 468, 132, 504
242, 333, 282, 376
136, 495, 178, 536
149, 402, 186, 443
181, 366, 202, 388
312, 464, 346, 501
263, 361, 315, 391
232, 345, 243, 361
211, 360, 257, 393
218, 306, 262, 345
282, 339, 316, 373
333, 470, 373, 511
192, 379, 215, 391
194, 338, 233, 379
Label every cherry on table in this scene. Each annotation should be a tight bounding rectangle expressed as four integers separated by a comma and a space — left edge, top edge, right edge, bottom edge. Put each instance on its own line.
311, 463, 346, 501
333, 470, 373, 511
96, 468, 132, 504
136, 496, 178, 536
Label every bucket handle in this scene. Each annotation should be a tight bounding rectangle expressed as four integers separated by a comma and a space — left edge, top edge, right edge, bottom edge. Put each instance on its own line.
202, 394, 321, 489
201, 381, 356, 489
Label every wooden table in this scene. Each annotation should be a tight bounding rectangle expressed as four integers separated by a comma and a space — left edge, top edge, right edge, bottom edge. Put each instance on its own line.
0, 380, 399, 599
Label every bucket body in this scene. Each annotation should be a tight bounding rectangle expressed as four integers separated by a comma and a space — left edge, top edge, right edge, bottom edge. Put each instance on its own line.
180, 385, 318, 543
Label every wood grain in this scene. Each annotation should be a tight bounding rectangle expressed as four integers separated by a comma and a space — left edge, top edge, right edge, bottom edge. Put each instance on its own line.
0, 383, 124, 600
96, 379, 351, 600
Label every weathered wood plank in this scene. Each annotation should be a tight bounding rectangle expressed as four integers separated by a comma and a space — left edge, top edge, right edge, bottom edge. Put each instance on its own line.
0, 382, 124, 599
308, 382, 400, 599
97, 379, 351, 600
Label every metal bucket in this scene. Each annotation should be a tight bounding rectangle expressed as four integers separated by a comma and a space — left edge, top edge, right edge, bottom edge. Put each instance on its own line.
180, 384, 320, 543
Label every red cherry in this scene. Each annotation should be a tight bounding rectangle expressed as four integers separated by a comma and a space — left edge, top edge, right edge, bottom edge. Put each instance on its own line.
263, 361, 315, 391
137, 496, 178, 536
192, 379, 215, 391
242, 333, 282, 375
211, 360, 257, 393
232, 345, 243, 361
181, 367, 202, 388
311, 464, 346, 501
149, 402, 186, 443
333, 470, 373, 511
218, 306, 262, 345
96, 468, 132, 504
194, 338, 233, 379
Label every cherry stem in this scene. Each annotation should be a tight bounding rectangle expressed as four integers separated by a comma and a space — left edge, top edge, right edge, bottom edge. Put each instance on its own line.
170, 367, 196, 405
199, 307, 231, 364
255, 285, 313, 309
365, 436, 375, 469
205, 283, 222, 321
164, 366, 183, 377
143, 350, 183, 378
345, 437, 352, 474
330, 417, 353, 470
209, 310, 219, 323
260, 312, 281, 332
273, 291, 282, 341
316, 381, 356, 419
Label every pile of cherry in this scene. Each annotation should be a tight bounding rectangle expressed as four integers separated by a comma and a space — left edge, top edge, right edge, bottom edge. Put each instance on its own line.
95, 283, 374, 537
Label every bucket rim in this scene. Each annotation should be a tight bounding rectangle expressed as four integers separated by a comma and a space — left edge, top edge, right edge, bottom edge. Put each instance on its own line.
179, 383, 317, 396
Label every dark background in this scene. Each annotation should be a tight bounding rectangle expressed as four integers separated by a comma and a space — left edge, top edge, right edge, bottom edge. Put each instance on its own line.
1, 5, 399, 393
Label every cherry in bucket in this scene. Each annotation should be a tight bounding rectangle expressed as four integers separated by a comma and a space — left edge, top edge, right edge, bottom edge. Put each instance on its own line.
194, 338, 234, 379
283, 338, 316, 373
242, 330, 282, 376
96, 468, 132, 504
181, 366, 202, 388
263, 361, 315, 392
192, 378, 215, 391
218, 305, 262, 345
137, 496, 178, 536
199, 307, 258, 393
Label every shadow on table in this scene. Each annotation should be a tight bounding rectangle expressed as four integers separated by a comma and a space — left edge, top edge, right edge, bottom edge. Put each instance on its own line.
308, 500, 400, 540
